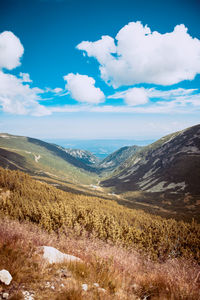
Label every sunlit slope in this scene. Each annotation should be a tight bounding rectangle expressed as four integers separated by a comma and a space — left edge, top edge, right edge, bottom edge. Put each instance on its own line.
0, 134, 98, 184
0, 167, 199, 262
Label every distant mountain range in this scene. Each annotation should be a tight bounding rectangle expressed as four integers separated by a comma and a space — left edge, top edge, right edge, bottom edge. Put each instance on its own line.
44, 138, 153, 159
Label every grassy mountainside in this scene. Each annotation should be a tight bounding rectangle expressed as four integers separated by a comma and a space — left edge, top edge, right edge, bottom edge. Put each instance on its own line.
98, 145, 141, 172
0, 167, 200, 299
102, 124, 200, 194
0, 167, 199, 263
0, 133, 98, 185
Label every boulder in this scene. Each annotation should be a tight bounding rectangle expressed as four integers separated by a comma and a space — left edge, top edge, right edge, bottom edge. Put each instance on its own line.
82, 284, 88, 291
0, 270, 12, 285
40, 246, 81, 264
2, 293, 9, 299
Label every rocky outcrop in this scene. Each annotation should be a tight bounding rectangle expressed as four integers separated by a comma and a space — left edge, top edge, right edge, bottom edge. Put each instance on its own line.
0, 270, 12, 285
101, 124, 200, 195
40, 246, 81, 264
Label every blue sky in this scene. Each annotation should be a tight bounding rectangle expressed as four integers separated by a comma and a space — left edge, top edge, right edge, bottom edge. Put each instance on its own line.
0, 0, 200, 139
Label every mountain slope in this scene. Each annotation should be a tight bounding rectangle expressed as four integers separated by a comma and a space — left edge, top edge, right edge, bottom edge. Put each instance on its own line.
98, 145, 141, 172
0, 133, 98, 184
101, 124, 200, 195
63, 147, 100, 166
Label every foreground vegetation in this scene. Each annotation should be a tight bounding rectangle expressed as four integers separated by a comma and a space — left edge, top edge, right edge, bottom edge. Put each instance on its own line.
0, 217, 200, 299
0, 167, 199, 263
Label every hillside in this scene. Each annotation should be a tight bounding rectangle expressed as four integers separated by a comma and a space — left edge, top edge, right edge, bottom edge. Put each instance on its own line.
63, 148, 100, 166
101, 124, 200, 194
0, 133, 98, 185
0, 167, 200, 299
98, 145, 141, 172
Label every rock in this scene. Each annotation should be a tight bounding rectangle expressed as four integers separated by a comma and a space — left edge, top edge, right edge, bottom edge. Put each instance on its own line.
40, 246, 81, 264
0, 270, 12, 285
22, 291, 34, 300
82, 284, 88, 291
2, 293, 9, 299
98, 287, 106, 293
93, 283, 99, 287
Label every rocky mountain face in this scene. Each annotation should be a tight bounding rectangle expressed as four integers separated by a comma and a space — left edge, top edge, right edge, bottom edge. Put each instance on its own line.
62, 148, 100, 166
101, 124, 200, 195
98, 145, 141, 172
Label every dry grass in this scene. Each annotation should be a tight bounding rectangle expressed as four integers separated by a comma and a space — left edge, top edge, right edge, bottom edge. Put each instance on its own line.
0, 217, 199, 299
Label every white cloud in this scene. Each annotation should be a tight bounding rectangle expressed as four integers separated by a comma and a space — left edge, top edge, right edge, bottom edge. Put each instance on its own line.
50, 86, 200, 114
0, 31, 52, 116
53, 87, 63, 93
77, 35, 116, 64
19, 72, 32, 83
109, 87, 198, 104
0, 71, 50, 116
0, 31, 24, 70
113, 87, 149, 106
64, 73, 105, 104
77, 22, 200, 87
147, 87, 198, 99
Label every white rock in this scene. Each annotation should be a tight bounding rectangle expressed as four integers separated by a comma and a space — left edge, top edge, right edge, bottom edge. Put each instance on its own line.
2, 293, 9, 299
98, 288, 106, 293
93, 283, 99, 287
41, 246, 81, 264
82, 283, 88, 291
22, 291, 34, 300
0, 270, 12, 285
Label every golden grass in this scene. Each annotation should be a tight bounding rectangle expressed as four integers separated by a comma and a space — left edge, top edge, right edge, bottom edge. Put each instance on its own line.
0, 167, 200, 264
0, 217, 199, 299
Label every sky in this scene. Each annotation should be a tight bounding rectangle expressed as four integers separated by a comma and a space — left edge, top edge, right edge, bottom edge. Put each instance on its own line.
0, 0, 200, 140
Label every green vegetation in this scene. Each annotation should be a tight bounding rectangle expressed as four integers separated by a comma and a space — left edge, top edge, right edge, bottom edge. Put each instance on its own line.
0, 134, 98, 184
0, 167, 199, 263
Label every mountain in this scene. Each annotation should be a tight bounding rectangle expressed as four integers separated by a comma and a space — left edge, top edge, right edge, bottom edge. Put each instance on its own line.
98, 145, 141, 172
101, 124, 200, 195
63, 148, 100, 166
0, 133, 98, 184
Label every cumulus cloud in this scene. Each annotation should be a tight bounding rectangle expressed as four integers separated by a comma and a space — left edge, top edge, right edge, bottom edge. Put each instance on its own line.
64, 73, 105, 104
0, 71, 50, 116
77, 35, 116, 64
0, 31, 24, 70
0, 31, 51, 116
108, 87, 149, 106
77, 22, 200, 87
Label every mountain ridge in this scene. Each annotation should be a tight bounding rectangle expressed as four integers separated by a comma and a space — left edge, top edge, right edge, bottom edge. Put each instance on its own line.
101, 123, 200, 195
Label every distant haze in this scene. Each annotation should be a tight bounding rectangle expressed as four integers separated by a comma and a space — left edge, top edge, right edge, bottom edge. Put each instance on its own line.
44, 139, 154, 159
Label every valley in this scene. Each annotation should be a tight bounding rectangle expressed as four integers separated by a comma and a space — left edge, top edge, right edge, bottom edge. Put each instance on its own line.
0, 125, 200, 299
0, 124, 200, 222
